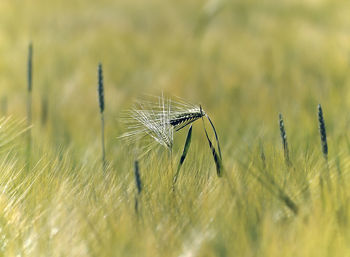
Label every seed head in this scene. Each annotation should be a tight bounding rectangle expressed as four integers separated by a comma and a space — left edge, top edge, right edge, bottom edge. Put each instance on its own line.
28, 43, 33, 92
97, 63, 104, 113
120, 95, 203, 156
318, 104, 328, 159
134, 160, 142, 194
279, 113, 290, 165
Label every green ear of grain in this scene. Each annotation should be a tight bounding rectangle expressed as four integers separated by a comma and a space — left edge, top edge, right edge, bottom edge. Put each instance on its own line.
173, 125, 193, 186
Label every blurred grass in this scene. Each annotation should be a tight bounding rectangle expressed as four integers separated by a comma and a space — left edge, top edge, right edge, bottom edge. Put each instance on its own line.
0, 0, 350, 256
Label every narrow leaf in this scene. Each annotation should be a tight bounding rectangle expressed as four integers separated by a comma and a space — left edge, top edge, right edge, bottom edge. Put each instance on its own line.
173, 125, 193, 186
201, 113, 223, 177
206, 114, 222, 159
204, 129, 223, 177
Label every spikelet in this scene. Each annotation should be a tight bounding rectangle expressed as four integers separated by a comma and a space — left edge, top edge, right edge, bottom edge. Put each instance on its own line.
318, 104, 328, 160
279, 113, 290, 165
97, 63, 104, 113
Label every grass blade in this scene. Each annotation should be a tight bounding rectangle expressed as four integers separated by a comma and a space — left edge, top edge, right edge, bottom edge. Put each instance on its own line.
173, 125, 193, 187
201, 110, 223, 177
205, 114, 222, 159
27, 42, 33, 171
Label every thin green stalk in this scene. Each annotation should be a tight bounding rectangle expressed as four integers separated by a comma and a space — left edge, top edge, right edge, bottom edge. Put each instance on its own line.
97, 63, 106, 172
41, 93, 48, 127
101, 112, 106, 171
27, 42, 33, 170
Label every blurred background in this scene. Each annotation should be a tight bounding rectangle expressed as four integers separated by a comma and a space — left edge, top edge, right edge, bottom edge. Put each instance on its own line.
2, 1, 350, 256
1, 0, 350, 160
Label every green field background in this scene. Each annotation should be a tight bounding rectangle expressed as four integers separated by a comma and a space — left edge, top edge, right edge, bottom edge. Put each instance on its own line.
0, 0, 350, 256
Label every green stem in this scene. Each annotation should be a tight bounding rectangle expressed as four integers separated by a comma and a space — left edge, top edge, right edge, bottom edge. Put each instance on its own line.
101, 112, 106, 172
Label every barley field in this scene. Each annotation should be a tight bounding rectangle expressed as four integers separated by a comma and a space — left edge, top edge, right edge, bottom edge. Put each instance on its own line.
1, 0, 350, 256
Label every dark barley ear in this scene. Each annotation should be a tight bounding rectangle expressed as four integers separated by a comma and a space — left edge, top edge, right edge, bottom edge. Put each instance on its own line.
279, 113, 290, 166
173, 125, 193, 187
318, 104, 328, 160
170, 112, 204, 131
27, 43, 33, 92
134, 160, 142, 194
97, 63, 104, 113
201, 115, 223, 177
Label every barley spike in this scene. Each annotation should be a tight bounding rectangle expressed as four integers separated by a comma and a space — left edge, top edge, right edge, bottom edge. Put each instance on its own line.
318, 104, 328, 160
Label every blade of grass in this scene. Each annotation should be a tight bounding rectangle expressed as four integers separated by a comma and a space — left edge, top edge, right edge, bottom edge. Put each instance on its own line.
246, 165, 298, 215
26, 42, 33, 171
201, 107, 223, 177
205, 114, 222, 159
172, 125, 193, 188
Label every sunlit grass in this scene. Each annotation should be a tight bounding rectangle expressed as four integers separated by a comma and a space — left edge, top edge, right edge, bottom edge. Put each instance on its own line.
0, 0, 350, 256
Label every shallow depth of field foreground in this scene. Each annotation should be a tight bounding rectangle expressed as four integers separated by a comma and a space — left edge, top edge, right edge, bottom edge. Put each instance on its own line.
1, 0, 350, 256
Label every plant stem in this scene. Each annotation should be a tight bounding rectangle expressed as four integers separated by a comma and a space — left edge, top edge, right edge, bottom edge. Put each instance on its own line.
27, 42, 33, 170
101, 112, 106, 172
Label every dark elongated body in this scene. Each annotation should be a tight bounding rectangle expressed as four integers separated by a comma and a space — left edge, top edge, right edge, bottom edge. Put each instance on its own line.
170, 112, 204, 131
